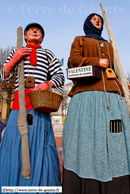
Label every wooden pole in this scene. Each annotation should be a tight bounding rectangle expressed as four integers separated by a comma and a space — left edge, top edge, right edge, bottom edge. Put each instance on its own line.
100, 3, 130, 113
17, 26, 31, 179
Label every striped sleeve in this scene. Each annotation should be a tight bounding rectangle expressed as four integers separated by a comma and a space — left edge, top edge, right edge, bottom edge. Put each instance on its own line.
1, 49, 16, 83
46, 49, 65, 93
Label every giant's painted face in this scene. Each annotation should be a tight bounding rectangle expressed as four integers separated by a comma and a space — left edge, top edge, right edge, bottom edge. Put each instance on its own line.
24, 27, 43, 45
90, 14, 102, 30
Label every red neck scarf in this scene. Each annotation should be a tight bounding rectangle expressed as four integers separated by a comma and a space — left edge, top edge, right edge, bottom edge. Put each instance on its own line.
26, 44, 41, 66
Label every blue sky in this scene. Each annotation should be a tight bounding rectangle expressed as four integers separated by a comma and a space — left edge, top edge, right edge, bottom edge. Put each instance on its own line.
0, 0, 130, 84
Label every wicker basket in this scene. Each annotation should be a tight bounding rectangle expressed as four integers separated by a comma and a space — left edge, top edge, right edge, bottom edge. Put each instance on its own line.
28, 82, 63, 112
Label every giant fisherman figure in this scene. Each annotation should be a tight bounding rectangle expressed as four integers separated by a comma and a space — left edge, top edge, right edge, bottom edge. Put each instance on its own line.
0, 23, 64, 191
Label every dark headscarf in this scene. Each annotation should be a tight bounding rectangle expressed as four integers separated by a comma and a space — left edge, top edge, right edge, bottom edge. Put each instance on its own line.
83, 13, 107, 41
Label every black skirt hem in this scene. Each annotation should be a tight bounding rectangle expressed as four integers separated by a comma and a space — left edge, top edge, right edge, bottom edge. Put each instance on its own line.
62, 167, 130, 194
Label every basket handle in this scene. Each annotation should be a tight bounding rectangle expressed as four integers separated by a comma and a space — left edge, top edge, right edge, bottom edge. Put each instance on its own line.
45, 81, 52, 92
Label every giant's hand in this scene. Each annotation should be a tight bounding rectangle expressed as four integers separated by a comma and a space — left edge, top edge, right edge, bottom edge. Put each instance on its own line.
34, 81, 54, 91
4, 48, 31, 78
99, 59, 109, 69
11, 48, 31, 65
128, 83, 130, 91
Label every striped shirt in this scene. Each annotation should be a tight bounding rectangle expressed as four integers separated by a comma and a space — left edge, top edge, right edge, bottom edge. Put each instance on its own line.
1, 48, 64, 93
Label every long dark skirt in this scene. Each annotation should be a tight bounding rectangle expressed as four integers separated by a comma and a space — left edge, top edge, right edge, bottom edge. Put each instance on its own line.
62, 167, 130, 194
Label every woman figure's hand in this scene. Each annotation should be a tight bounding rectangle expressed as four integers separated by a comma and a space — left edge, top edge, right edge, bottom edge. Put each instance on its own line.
99, 59, 109, 69
128, 83, 130, 91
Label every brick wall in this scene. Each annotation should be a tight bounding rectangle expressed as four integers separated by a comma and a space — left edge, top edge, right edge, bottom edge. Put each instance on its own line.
55, 136, 63, 182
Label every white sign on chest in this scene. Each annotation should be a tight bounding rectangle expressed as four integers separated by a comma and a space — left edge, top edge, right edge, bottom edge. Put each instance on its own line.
67, 65, 93, 79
